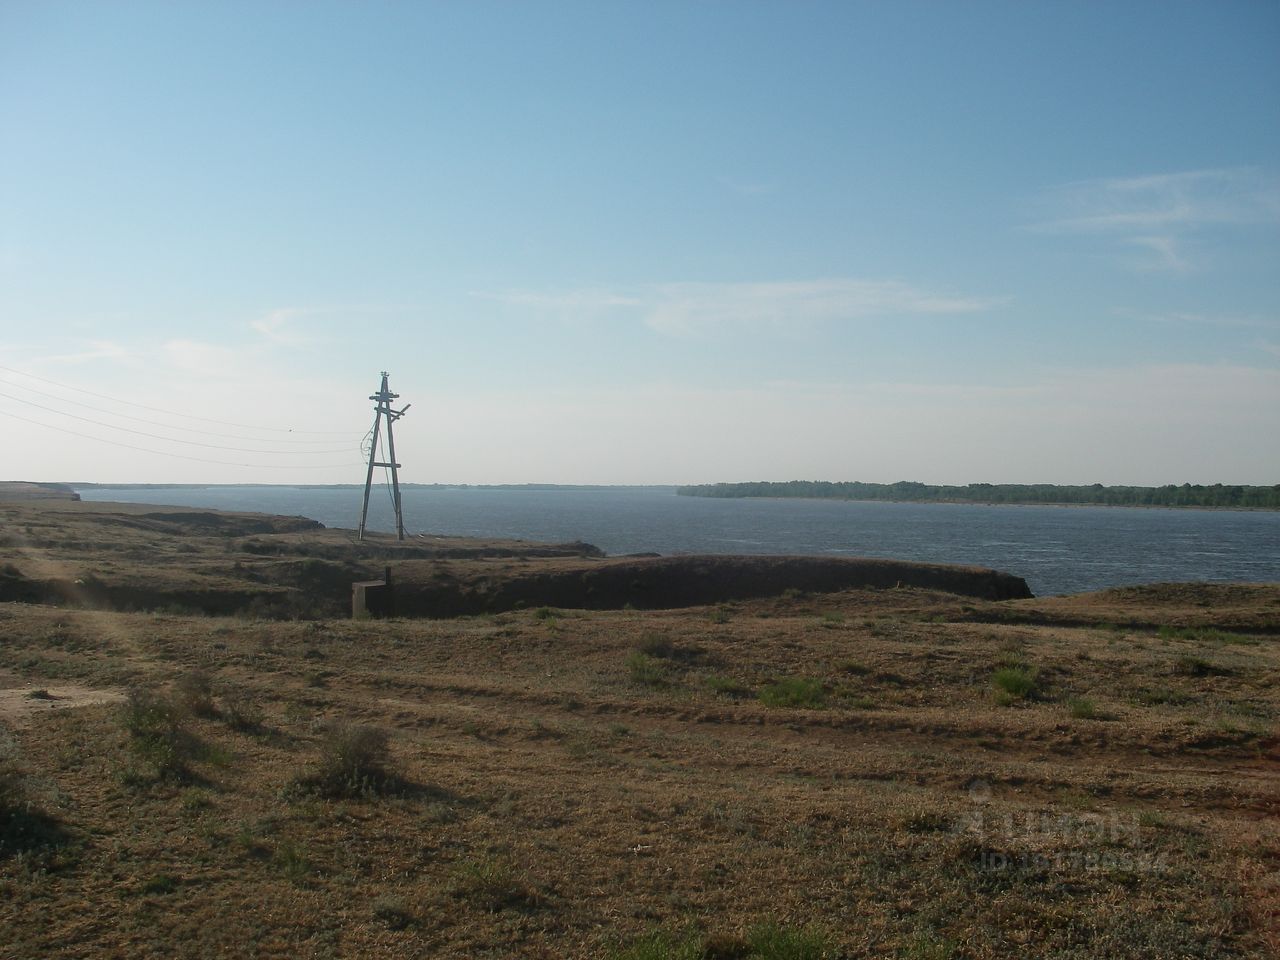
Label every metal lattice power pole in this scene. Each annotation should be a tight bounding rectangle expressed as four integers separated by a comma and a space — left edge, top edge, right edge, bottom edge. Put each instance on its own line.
358, 371, 411, 541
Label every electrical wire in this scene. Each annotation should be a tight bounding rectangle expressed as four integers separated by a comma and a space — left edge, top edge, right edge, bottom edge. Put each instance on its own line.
0, 407, 364, 470
0, 363, 354, 435
0, 374, 357, 444
0, 390, 357, 455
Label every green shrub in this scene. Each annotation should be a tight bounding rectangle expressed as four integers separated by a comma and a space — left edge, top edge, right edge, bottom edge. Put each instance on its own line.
140, 874, 178, 895
627, 652, 669, 687
606, 930, 703, 960
1067, 696, 1098, 719
758, 678, 826, 709
637, 633, 676, 658
746, 923, 831, 959
272, 839, 314, 883
705, 675, 752, 699
992, 667, 1037, 704
121, 689, 199, 780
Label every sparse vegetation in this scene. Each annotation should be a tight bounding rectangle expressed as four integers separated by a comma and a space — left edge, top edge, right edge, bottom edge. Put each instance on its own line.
992, 666, 1038, 704
298, 720, 398, 797
705, 675, 752, 698
607, 924, 831, 960
1173, 654, 1221, 677
220, 690, 264, 731
173, 670, 216, 717
1067, 696, 1099, 719
627, 651, 669, 687
758, 677, 826, 709
0, 504, 1276, 958
449, 856, 538, 911
120, 688, 201, 780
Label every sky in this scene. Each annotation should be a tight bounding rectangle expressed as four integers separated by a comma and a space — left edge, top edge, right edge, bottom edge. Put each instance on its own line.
1, 0, 1278, 486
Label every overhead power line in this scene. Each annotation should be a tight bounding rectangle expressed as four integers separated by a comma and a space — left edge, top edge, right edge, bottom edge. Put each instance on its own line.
0, 374, 355, 444
0, 363, 354, 435
0, 407, 363, 470
0, 389, 358, 455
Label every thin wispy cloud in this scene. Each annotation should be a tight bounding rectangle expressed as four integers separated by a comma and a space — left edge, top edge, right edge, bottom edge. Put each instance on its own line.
251, 308, 315, 346
249, 305, 411, 346
1118, 308, 1280, 331
474, 289, 643, 313
1032, 167, 1280, 270
480, 279, 1002, 338
645, 280, 999, 337
40, 340, 131, 365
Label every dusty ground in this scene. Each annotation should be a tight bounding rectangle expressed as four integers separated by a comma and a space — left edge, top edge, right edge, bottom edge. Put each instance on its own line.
0, 502, 1277, 958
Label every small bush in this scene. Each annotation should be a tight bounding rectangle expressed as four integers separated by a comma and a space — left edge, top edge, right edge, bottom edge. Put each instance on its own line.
992, 667, 1037, 704
637, 633, 676, 658
304, 721, 396, 797
121, 689, 200, 780
758, 678, 826, 709
710, 606, 732, 624
627, 652, 669, 687
272, 839, 314, 883
221, 692, 264, 732
140, 874, 177, 895
173, 671, 216, 717
533, 606, 560, 621
705, 675, 752, 699
1067, 696, 1098, 719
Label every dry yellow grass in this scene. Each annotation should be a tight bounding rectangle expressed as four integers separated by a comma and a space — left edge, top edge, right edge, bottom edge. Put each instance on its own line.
1, 502, 1277, 957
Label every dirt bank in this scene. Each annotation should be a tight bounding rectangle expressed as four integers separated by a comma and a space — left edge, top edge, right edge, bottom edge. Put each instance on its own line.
0, 498, 1031, 618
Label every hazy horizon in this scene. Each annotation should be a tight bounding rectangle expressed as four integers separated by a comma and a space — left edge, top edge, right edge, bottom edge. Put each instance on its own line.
3, 2, 1278, 486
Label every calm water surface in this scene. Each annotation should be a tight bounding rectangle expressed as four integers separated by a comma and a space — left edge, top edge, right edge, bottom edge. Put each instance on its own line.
77, 486, 1280, 597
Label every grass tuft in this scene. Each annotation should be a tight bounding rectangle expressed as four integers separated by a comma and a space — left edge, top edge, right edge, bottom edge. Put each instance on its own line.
758, 677, 826, 709
449, 856, 539, 911
121, 688, 202, 781
992, 666, 1038, 704
745, 922, 831, 959
627, 651, 669, 687
299, 721, 400, 798
705, 675, 752, 699
1067, 696, 1098, 719
173, 670, 216, 717
605, 930, 703, 960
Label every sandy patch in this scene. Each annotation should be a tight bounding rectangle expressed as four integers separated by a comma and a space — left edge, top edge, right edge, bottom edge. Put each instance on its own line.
0, 684, 126, 724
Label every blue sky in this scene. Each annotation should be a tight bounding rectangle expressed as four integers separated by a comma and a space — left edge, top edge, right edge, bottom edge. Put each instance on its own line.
1, 1, 1278, 484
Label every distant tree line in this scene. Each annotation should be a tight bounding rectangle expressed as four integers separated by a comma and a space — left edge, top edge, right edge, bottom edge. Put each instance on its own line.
675, 481, 1280, 509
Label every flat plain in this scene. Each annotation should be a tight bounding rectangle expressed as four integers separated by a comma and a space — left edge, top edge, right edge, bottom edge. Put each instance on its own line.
1, 497, 1277, 958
